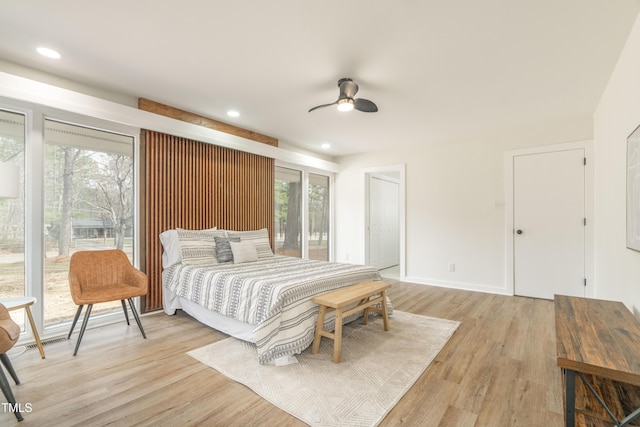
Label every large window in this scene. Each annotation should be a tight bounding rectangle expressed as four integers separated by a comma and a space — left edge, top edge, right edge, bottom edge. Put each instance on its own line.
0, 110, 25, 326
43, 120, 134, 325
0, 99, 139, 341
275, 167, 302, 257
308, 173, 329, 261
275, 165, 332, 260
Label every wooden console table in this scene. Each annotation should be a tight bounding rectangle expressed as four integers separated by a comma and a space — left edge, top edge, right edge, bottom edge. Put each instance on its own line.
555, 294, 640, 426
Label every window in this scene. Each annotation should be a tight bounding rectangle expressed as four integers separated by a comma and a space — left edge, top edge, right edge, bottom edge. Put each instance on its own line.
275, 165, 332, 260
308, 173, 329, 261
43, 120, 135, 325
0, 110, 25, 326
0, 98, 139, 342
274, 167, 302, 257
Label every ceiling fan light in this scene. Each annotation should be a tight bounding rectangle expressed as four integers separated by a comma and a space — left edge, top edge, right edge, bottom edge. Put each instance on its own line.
337, 99, 354, 112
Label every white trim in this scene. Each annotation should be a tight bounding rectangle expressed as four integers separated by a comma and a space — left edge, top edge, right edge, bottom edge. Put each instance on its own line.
404, 276, 512, 296
0, 71, 340, 173
504, 140, 594, 297
362, 164, 406, 280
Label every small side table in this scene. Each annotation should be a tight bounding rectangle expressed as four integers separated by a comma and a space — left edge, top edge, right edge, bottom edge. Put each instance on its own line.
0, 296, 45, 359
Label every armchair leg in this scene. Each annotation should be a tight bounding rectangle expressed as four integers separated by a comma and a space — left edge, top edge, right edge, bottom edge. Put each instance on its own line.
121, 300, 130, 325
73, 304, 93, 356
0, 363, 22, 421
0, 354, 19, 385
127, 298, 146, 339
67, 305, 84, 339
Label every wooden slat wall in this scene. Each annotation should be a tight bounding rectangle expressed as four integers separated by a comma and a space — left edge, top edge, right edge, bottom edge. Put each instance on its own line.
141, 129, 274, 312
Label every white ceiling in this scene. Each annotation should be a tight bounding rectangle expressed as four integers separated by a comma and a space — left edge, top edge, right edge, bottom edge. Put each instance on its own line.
0, 1, 638, 157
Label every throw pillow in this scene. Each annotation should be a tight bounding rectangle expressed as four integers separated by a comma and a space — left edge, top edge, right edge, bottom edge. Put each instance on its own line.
230, 240, 259, 264
227, 228, 274, 259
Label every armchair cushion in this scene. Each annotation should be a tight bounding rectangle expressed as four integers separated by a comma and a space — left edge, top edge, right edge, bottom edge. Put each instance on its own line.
68, 250, 147, 306
0, 304, 20, 353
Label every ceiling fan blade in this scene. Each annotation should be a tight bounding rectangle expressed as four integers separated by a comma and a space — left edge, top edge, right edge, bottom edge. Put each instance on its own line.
354, 98, 378, 112
308, 101, 338, 112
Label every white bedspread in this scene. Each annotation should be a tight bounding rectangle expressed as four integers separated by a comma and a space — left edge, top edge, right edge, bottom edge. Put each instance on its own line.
163, 256, 385, 364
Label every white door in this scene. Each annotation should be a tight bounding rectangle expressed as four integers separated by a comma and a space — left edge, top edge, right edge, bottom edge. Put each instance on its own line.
369, 175, 400, 270
513, 149, 585, 299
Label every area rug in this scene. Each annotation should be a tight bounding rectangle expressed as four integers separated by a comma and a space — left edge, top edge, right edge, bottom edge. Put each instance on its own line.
187, 311, 460, 427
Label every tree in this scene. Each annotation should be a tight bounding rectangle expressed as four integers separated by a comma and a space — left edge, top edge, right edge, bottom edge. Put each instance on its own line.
44, 145, 133, 255
58, 147, 80, 256
91, 154, 133, 250
284, 181, 301, 250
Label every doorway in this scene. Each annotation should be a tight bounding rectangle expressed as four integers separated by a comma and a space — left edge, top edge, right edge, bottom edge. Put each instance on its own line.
364, 165, 406, 279
505, 142, 591, 300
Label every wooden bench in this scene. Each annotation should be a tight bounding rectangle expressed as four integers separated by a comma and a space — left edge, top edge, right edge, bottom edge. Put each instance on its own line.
554, 294, 640, 427
311, 281, 391, 363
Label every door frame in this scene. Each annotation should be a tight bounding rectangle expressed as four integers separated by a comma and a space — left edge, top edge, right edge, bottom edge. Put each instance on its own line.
504, 140, 594, 297
363, 164, 406, 279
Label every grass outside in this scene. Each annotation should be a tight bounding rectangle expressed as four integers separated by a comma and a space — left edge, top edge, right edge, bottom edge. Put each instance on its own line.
0, 239, 130, 328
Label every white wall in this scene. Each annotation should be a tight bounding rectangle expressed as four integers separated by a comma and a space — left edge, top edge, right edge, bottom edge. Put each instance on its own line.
593, 13, 640, 312
335, 117, 593, 295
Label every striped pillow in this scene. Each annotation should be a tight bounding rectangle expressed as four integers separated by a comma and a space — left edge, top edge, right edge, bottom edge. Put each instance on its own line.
227, 228, 274, 258
177, 228, 227, 265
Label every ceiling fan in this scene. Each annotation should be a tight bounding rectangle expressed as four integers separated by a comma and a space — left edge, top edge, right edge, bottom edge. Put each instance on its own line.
308, 78, 378, 113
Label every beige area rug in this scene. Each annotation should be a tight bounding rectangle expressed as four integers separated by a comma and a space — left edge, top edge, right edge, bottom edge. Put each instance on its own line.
188, 311, 460, 427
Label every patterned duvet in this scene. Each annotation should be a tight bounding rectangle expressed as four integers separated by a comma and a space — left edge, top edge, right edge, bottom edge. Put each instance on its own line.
163, 256, 384, 364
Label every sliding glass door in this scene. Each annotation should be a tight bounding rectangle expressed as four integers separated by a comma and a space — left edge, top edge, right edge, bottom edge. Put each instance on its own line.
0, 99, 139, 341
43, 119, 135, 326
274, 165, 332, 260
0, 110, 25, 327
308, 173, 329, 261
274, 167, 302, 257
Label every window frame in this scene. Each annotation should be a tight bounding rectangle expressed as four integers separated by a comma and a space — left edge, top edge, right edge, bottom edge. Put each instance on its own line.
0, 96, 141, 342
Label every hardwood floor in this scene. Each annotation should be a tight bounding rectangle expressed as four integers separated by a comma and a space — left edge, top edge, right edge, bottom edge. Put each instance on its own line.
0, 281, 564, 426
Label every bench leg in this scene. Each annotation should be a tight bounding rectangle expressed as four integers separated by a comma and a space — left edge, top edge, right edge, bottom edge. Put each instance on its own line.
361, 297, 370, 325
311, 305, 327, 355
334, 308, 344, 363
381, 290, 390, 331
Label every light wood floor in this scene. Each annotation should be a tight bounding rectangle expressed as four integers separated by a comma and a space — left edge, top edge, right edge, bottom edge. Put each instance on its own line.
0, 281, 564, 426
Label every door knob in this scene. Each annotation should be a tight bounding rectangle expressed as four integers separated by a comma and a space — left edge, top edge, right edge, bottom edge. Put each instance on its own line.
516, 229, 523, 235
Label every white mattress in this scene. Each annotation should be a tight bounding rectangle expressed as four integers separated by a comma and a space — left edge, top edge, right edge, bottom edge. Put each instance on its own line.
163, 284, 255, 342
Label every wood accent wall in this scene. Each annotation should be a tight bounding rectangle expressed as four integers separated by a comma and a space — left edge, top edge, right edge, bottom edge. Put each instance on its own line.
138, 98, 278, 147
141, 129, 274, 312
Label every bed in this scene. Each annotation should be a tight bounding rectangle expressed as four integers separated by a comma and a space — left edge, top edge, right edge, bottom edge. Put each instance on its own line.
160, 227, 389, 364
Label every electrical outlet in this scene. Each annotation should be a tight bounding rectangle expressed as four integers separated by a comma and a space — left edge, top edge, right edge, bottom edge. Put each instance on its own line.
448, 263, 455, 272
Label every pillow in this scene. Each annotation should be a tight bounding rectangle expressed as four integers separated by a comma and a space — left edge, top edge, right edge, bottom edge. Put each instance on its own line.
176, 228, 226, 265
227, 228, 274, 259
159, 229, 181, 268
160, 227, 218, 267
230, 240, 259, 264
214, 236, 240, 263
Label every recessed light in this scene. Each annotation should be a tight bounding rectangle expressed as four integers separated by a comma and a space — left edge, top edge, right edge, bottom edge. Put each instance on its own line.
227, 110, 240, 118
36, 47, 61, 59
321, 143, 331, 150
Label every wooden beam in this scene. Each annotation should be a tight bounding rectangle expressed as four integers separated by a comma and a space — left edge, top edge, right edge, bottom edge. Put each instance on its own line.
138, 98, 278, 147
